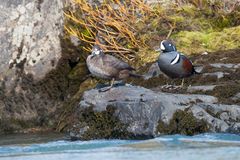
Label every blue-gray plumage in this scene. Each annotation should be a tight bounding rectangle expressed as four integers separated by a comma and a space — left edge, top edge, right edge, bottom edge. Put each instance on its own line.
86, 45, 140, 91
157, 40, 198, 79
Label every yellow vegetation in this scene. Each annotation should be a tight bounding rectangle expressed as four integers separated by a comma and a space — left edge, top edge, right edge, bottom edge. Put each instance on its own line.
174, 25, 240, 54
64, 0, 156, 61
64, 0, 240, 64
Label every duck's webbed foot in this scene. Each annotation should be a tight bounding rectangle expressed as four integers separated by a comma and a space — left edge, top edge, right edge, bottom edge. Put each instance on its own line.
161, 78, 186, 90
98, 86, 113, 92
114, 81, 125, 87
161, 84, 176, 90
96, 83, 109, 89
161, 84, 183, 90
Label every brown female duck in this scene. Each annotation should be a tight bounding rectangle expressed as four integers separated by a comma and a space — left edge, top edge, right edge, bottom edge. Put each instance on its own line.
86, 45, 140, 91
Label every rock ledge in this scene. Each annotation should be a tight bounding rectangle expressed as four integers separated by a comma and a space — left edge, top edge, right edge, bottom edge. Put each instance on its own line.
70, 85, 240, 140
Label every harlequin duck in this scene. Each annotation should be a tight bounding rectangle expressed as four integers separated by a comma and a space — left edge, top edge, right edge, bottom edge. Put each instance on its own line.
156, 39, 177, 53
86, 45, 141, 91
156, 40, 199, 81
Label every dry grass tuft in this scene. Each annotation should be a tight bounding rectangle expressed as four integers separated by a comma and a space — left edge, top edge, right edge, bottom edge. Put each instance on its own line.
65, 0, 156, 61
64, 0, 240, 64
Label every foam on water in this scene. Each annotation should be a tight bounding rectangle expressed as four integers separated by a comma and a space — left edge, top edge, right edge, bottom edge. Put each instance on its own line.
0, 133, 239, 160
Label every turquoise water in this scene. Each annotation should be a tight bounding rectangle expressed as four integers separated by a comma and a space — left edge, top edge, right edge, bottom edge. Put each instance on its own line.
0, 133, 240, 160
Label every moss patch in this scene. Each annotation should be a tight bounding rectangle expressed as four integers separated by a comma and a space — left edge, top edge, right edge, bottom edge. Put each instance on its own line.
192, 49, 240, 64
70, 105, 133, 140
173, 26, 240, 54
56, 78, 98, 132
211, 83, 240, 104
156, 109, 209, 136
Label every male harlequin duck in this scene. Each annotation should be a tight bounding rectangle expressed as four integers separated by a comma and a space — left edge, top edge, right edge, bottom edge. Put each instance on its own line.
86, 45, 141, 91
156, 40, 199, 80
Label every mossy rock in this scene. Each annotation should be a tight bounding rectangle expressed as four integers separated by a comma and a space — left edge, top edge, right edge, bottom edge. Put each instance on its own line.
70, 105, 133, 140
156, 109, 210, 136
0, 117, 35, 134
68, 62, 89, 80
56, 78, 98, 132
211, 83, 240, 104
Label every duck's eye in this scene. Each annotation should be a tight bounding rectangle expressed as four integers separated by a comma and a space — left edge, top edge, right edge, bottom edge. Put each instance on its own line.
169, 44, 172, 46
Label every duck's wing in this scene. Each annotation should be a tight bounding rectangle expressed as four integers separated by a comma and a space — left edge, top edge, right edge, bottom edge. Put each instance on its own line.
180, 54, 195, 73
102, 54, 135, 70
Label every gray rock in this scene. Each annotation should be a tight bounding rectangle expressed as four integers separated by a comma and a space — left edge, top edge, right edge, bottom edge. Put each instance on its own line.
0, 0, 64, 86
187, 85, 216, 93
190, 105, 229, 132
203, 72, 230, 79
210, 63, 234, 68
70, 35, 80, 46
79, 85, 217, 112
0, 0, 65, 133
70, 85, 240, 139
143, 62, 163, 80
230, 123, 240, 133
190, 103, 240, 132
194, 66, 204, 73
232, 93, 240, 101
210, 63, 240, 69
198, 103, 240, 123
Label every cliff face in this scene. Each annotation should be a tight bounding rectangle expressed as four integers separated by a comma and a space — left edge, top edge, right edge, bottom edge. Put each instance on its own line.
0, 0, 67, 133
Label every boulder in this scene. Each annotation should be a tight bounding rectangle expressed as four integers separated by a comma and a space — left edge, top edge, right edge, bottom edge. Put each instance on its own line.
69, 85, 240, 140
0, 0, 68, 133
0, 0, 64, 88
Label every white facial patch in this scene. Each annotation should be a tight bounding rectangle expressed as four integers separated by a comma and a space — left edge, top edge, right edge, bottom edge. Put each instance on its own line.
171, 53, 180, 65
95, 50, 100, 55
169, 44, 172, 46
160, 41, 165, 50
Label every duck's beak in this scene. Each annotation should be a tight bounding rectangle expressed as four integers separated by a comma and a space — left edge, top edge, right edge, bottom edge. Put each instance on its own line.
155, 48, 161, 52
